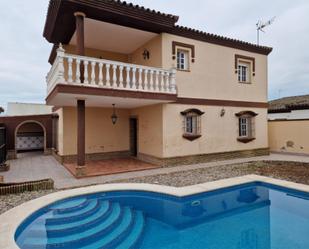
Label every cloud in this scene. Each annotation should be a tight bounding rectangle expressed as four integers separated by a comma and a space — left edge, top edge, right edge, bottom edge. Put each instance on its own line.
0, 0, 308, 111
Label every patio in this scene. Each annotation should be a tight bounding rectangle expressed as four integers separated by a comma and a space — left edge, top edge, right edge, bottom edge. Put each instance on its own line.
1, 152, 309, 189
63, 158, 159, 178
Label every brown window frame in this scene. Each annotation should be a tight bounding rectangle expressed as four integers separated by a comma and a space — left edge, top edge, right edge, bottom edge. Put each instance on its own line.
235, 111, 258, 143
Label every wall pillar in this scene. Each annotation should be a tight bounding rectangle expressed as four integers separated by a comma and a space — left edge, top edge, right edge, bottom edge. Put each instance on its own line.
77, 100, 85, 166
75, 12, 86, 170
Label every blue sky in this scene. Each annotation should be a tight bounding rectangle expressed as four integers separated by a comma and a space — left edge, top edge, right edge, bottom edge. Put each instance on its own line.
0, 0, 308, 110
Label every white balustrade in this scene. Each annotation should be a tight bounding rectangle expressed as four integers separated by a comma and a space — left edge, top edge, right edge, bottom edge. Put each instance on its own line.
46, 47, 177, 95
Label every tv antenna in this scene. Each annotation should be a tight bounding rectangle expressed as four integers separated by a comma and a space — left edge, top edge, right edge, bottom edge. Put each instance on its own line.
256, 17, 275, 45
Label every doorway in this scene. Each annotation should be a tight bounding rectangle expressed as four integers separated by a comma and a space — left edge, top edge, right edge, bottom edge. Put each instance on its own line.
129, 118, 138, 157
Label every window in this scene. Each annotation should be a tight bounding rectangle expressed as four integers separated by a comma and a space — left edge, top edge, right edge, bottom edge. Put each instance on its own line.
239, 117, 250, 137
185, 114, 198, 134
234, 54, 255, 83
181, 109, 204, 141
235, 111, 258, 143
177, 50, 189, 70
238, 62, 250, 83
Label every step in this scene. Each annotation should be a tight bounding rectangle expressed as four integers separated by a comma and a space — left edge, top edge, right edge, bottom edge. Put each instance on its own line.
30, 201, 111, 237
46, 199, 100, 225
116, 211, 146, 249
51, 198, 90, 214
79, 207, 134, 249
23, 203, 123, 249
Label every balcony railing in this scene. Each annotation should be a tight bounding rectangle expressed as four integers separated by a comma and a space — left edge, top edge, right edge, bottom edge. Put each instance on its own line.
46, 45, 177, 95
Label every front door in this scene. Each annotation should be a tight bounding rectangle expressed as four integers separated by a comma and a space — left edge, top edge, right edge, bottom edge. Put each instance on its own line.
129, 118, 138, 157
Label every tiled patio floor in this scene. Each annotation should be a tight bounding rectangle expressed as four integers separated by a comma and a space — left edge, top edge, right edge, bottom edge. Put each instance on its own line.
63, 158, 159, 178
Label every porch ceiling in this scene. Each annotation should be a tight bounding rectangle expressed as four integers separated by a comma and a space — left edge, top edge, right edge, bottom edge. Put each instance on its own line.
70, 18, 157, 54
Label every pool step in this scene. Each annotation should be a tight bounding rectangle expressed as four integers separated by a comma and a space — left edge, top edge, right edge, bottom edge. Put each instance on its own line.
31, 201, 112, 237
46, 199, 100, 225
22, 200, 146, 249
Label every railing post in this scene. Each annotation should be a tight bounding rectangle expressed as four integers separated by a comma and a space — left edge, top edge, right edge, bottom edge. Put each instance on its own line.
105, 63, 111, 88
90, 61, 96, 85
170, 68, 177, 94
56, 44, 65, 83
98, 62, 103, 86
68, 57, 73, 83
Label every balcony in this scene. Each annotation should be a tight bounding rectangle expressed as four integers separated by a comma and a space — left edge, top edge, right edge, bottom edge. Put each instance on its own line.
46, 46, 177, 108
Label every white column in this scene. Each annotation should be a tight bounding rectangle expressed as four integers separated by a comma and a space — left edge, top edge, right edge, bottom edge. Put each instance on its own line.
112, 64, 117, 87
83, 60, 89, 84
90, 61, 96, 85
98, 62, 103, 86
105, 63, 111, 88
56, 44, 65, 83
67, 57, 73, 83
76, 59, 81, 84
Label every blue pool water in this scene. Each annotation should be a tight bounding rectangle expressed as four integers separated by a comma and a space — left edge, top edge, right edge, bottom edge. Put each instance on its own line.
15, 182, 309, 249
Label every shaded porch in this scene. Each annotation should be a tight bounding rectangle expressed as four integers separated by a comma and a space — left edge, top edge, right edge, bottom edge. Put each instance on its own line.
63, 157, 159, 178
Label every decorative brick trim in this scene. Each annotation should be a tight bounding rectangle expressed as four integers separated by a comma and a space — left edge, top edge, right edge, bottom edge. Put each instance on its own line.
235, 54, 256, 76
172, 41, 195, 62
54, 150, 131, 164
138, 148, 269, 167
0, 179, 54, 195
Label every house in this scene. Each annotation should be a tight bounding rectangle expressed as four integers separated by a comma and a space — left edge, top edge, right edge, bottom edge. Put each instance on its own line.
268, 95, 309, 155
43, 0, 272, 174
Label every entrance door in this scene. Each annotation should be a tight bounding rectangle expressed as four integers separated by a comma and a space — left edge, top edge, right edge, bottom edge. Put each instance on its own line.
129, 118, 138, 157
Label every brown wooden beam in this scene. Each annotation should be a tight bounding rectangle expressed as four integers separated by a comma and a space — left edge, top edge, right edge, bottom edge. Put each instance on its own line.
74, 12, 85, 83
77, 99, 85, 166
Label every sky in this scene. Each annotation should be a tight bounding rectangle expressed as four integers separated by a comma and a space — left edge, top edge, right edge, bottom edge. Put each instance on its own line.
0, 0, 308, 111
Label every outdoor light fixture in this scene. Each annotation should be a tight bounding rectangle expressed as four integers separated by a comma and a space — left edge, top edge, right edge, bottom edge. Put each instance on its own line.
220, 108, 226, 117
111, 104, 118, 125
142, 49, 150, 60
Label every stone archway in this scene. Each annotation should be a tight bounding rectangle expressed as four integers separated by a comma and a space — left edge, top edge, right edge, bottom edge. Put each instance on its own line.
14, 120, 47, 158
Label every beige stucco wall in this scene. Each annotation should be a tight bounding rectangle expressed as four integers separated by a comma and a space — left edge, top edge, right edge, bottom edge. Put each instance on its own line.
58, 107, 130, 156
162, 104, 268, 158
161, 33, 268, 103
130, 104, 163, 158
130, 35, 162, 68
268, 120, 309, 155
63, 44, 129, 63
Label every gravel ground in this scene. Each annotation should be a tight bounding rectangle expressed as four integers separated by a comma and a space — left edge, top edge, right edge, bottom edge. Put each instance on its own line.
112, 160, 309, 187
0, 189, 56, 215
1, 160, 309, 214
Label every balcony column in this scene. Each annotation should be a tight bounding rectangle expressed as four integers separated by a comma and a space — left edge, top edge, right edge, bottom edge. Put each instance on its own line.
75, 12, 86, 173
77, 99, 86, 169
74, 12, 86, 82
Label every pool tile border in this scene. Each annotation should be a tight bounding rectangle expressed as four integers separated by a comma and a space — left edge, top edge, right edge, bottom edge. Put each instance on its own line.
1, 174, 309, 249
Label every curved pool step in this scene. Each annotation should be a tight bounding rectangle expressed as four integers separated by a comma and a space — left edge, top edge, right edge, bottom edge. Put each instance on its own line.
79, 207, 135, 249
46, 199, 100, 225
51, 199, 90, 214
30, 201, 112, 238
23, 203, 124, 249
116, 211, 146, 249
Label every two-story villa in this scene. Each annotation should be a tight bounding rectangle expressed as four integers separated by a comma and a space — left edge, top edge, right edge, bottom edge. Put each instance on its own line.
44, 0, 272, 174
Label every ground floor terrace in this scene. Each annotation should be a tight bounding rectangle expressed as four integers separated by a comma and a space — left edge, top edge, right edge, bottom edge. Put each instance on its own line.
52, 102, 269, 177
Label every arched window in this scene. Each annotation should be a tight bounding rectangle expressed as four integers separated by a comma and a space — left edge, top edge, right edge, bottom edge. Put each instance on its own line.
181, 109, 204, 141
235, 111, 258, 143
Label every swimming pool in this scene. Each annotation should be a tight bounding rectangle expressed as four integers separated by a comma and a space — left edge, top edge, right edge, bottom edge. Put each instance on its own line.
14, 181, 309, 249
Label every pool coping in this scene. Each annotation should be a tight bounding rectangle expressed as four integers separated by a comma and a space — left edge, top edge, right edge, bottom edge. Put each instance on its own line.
1, 174, 309, 249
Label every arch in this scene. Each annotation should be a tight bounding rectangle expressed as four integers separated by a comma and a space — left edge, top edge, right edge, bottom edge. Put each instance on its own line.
14, 120, 47, 158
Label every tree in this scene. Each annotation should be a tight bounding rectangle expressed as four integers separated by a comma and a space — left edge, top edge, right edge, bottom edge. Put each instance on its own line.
0, 107, 4, 114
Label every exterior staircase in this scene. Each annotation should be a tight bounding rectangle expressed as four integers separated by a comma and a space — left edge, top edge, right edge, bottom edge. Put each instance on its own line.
20, 198, 146, 249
